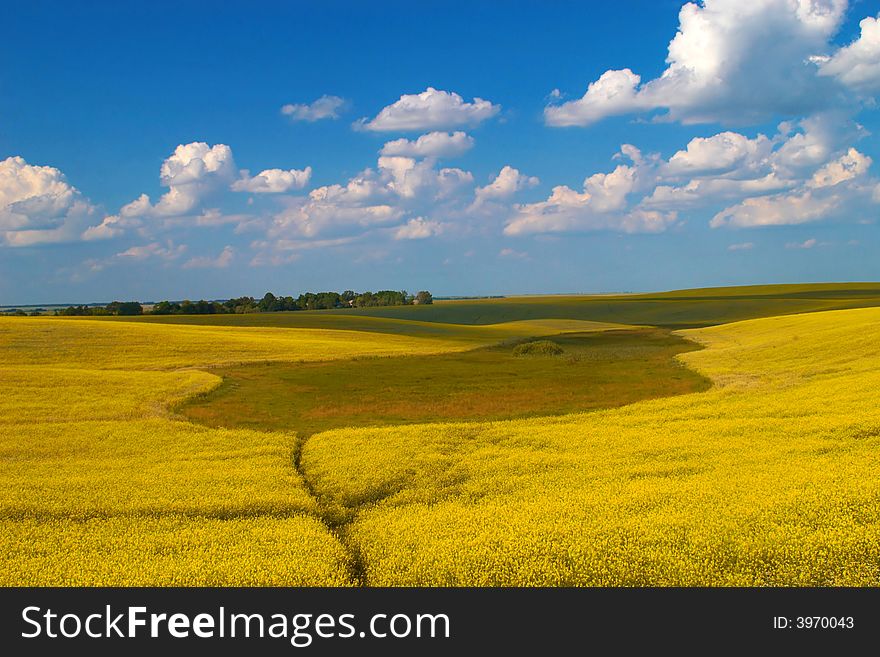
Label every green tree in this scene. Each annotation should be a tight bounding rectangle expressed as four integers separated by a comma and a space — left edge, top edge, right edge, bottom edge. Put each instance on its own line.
375, 290, 407, 306
354, 291, 377, 307
106, 301, 143, 316
258, 292, 279, 312
314, 292, 341, 309
152, 300, 180, 315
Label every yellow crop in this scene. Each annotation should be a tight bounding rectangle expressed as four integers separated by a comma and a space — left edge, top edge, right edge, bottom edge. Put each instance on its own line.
3, 308, 880, 586
0, 367, 218, 423
1, 516, 352, 587
0, 316, 468, 585
302, 308, 880, 586
0, 317, 476, 369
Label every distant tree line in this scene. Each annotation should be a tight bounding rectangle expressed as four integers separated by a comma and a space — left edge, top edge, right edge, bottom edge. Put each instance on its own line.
49, 289, 432, 317
152, 290, 433, 314
2, 308, 44, 317
56, 301, 144, 316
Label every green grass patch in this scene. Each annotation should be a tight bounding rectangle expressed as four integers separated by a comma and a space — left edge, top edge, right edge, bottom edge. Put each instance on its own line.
179, 328, 710, 437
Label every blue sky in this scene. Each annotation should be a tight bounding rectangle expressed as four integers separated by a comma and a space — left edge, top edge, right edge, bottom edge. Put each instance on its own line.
1, 0, 879, 304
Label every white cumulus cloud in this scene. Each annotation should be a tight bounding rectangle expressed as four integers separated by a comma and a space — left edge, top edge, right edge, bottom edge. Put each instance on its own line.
378, 156, 473, 200
508, 112, 879, 236
503, 146, 679, 236
253, 152, 483, 264
107, 143, 237, 228
504, 167, 676, 236
544, 69, 645, 127
818, 15, 880, 94
232, 167, 312, 193
93, 142, 316, 239
85, 143, 237, 240
380, 131, 474, 158
706, 141, 874, 228
807, 148, 872, 188
473, 166, 540, 207
281, 95, 346, 121
268, 177, 401, 241
711, 191, 840, 227
357, 87, 500, 132
393, 217, 446, 240
545, 0, 851, 127
0, 156, 100, 247
663, 131, 775, 178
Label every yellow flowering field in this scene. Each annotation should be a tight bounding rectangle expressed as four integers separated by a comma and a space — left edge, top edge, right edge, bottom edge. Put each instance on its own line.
0, 316, 479, 585
302, 307, 880, 585
0, 415, 352, 584
2, 307, 879, 586
0, 316, 475, 369
1, 516, 352, 587
0, 367, 218, 423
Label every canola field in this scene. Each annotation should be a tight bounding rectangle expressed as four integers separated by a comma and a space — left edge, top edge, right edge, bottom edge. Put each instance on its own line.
0, 318, 478, 585
2, 301, 880, 586
303, 308, 880, 585
0, 316, 606, 585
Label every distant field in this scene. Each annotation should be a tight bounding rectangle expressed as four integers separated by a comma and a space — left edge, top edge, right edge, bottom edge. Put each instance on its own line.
100, 282, 880, 332
181, 328, 709, 437
0, 316, 478, 369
